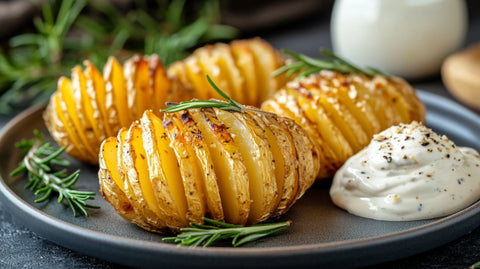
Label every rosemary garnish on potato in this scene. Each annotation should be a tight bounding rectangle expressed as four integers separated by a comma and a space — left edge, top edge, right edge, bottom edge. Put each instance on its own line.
10, 130, 98, 216
161, 75, 244, 113
273, 49, 389, 79
163, 217, 291, 247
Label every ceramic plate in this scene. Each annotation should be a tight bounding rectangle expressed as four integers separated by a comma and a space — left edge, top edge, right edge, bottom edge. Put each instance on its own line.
0, 90, 479, 268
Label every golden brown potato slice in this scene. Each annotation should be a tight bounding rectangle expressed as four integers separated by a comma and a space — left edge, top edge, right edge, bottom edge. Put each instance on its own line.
246, 109, 297, 217
163, 113, 206, 224
44, 92, 89, 162
173, 110, 224, 222
211, 43, 244, 102
98, 137, 136, 223
77, 64, 107, 144
123, 55, 153, 120
71, 66, 101, 150
123, 122, 167, 231
246, 38, 287, 105
149, 55, 172, 111
230, 40, 258, 106
279, 116, 319, 203
215, 108, 277, 224
117, 128, 158, 231
56, 77, 98, 161
84, 60, 112, 137
261, 92, 337, 179
189, 108, 250, 225
143, 111, 188, 227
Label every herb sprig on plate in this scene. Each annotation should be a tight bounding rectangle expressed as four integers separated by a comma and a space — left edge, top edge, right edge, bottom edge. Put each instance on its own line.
163, 217, 291, 247
273, 49, 389, 79
10, 130, 98, 216
161, 75, 244, 113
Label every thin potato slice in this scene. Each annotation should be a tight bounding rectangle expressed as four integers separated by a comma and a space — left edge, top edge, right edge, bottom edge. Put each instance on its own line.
46, 92, 89, 162
123, 122, 167, 231
124, 55, 153, 120
144, 111, 189, 227
57, 77, 98, 161
149, 55, 172, 112
174, 110, 224, 222
247, 38, 286, 105
84, 60, 112, 137
247, 109, 297, 217
117, 128, 157, 231
216, 109, 277, 224
99, 137, 136, 222
212, 44, 244, 102
104, 57, 131, 128
230, 41, 259, 106
189, 108, 250, 225
279, 117, 319, 203
261, 92, 337, 179
163, 113, 206, 224
71, 66, 100, 149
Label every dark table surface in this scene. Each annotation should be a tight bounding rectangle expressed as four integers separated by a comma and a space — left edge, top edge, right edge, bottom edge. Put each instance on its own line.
1, 2, 480, 268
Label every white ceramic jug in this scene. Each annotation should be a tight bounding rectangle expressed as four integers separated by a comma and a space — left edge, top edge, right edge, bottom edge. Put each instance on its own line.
331, 0, 468, 79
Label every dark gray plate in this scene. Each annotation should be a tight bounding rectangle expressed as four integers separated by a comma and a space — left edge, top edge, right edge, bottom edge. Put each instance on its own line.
0, 90, 479, 269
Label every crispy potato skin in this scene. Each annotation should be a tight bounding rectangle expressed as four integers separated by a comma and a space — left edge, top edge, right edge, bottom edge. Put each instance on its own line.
98, 107, 319, 232
261, 71, 426, 179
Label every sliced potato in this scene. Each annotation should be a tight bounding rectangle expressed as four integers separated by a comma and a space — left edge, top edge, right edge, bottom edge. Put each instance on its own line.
261, 71, 426, 179
44, 54, 172, 164
167, 38, 287, 107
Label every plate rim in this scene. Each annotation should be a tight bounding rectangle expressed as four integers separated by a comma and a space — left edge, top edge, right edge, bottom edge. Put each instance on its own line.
1, 90, 480, 268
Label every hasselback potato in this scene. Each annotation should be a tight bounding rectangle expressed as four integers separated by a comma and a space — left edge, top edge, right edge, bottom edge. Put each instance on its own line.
44, 55, 173, 164
261, 71, 426, 179
168, 38, 287, 107
99, 106, 319, 232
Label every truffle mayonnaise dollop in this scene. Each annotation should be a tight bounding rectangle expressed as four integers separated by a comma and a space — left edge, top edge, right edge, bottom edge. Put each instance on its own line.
329, 121, 480, 221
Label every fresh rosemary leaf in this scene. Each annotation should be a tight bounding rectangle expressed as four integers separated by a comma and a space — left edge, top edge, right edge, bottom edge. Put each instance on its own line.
161, 75, 244, 113
10, 130, 98, 217
163, 217, 291, 247
274, 48, 389, 79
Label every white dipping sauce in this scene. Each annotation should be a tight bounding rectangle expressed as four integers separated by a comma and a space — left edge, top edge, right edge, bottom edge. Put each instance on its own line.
329, 121, 480, 221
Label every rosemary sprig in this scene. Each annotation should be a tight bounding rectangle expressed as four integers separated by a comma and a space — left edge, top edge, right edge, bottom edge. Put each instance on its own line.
161, 75, 244, 113
10, 130, 98, 216
163, 217, 291, 247
272, 49, 389, 79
